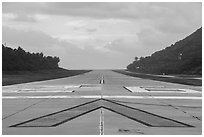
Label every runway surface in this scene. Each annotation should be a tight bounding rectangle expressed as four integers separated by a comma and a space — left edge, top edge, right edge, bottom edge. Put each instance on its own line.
2, 70, 202, 135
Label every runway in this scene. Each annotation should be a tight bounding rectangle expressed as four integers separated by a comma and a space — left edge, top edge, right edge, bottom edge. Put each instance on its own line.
2, 70, 202, 135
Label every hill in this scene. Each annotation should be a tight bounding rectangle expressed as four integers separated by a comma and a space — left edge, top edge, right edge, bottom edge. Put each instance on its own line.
127, 27, 202, 75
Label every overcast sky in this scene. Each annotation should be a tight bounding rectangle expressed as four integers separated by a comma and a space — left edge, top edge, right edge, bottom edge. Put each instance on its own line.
2, 2, 202, 69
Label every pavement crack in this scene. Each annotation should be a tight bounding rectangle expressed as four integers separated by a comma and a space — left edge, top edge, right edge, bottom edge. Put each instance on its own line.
118, 128, 144, 134
3, 91, 68, 120
150, 96, 202, 122
2, 98, 47, 120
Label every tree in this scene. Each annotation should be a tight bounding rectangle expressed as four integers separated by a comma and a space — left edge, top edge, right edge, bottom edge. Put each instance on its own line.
2, 44, 61, 71
126, 27, 202, 75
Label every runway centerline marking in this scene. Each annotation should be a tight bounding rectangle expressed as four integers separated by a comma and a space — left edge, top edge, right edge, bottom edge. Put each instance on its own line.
100, 75, 104, 84
99, 108, 104, 135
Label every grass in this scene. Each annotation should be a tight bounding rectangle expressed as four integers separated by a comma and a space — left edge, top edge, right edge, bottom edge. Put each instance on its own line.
2, 68, 91, 86
113, 69, 202, 86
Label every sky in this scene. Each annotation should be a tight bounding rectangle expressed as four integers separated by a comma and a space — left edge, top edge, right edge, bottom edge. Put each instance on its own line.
2, 2, 202, 69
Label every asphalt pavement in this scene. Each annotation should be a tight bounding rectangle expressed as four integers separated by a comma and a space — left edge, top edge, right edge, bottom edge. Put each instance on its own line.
2, 70, 202, 135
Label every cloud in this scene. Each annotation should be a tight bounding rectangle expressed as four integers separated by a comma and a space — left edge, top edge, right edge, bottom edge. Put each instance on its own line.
2, 2, 202, 69
2, 3, 136, 19
86, 28, 97, 33
11, 14, 37, 22
105, 37, 138, 53
2, 26, 129, 69
3, 3, 201, 38
3, 2, 201, 21
2, 26, 75, 55
3, 26, 56, 47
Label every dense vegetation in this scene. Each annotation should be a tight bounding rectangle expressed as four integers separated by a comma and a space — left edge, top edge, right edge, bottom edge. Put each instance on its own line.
127, 27, 202, 75
2, 45, 60, 71
3, 69, 91, 86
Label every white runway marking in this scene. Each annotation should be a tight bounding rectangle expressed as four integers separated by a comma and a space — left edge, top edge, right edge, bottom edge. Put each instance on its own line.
125, 86, 201, 93
3, 90, 74, 93
103, 96, 202, 100
99, 108, 104, 135
100, 75, 104, 84
2, 95, 201, 100
2, 95, 102, 99
100, 79, 104, 84
79, 84, 102, 91
140, 86, 165, 88
2, 85, 80, 93
124, 86, 147, 92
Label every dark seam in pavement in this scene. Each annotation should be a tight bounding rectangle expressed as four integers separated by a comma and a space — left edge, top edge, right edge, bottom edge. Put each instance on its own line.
123, 86, 133, 92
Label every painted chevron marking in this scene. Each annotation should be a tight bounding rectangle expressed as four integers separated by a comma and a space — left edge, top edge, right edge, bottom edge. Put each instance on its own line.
10, 99, 193, 128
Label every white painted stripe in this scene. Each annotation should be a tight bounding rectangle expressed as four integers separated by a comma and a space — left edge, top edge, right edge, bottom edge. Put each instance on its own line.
140, 86, 165, 88
179, 89, 202, 93
125, 86, 201, 94
124, 86, 148, 92
2, 95, 102, 99
64, 85, 81, 88
101, 75, 104, 84
3, 90, 74, 93
3, 85, 80, 93
100, 80, 104, 84
99, 108, 104, 135
103, 96, 202, 100
2, 95, 201, 100
151, 96, 202, 99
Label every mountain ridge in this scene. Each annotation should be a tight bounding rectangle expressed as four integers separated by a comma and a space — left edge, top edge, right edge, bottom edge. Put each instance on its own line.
127, 27, 202, 75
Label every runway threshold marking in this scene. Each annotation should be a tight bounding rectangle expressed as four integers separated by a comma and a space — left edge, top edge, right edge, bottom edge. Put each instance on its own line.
79, 84, 102, 90
124, 86, 201, 93
3, 85, 80, 93
10, 99, 193, 128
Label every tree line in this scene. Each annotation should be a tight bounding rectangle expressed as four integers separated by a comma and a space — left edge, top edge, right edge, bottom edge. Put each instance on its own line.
127, 27, 202, 75
2, 44, 60, 71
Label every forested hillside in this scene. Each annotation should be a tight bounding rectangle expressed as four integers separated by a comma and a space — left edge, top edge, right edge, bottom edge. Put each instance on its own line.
2, 45, 60, 71
127, 27, 202, 75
